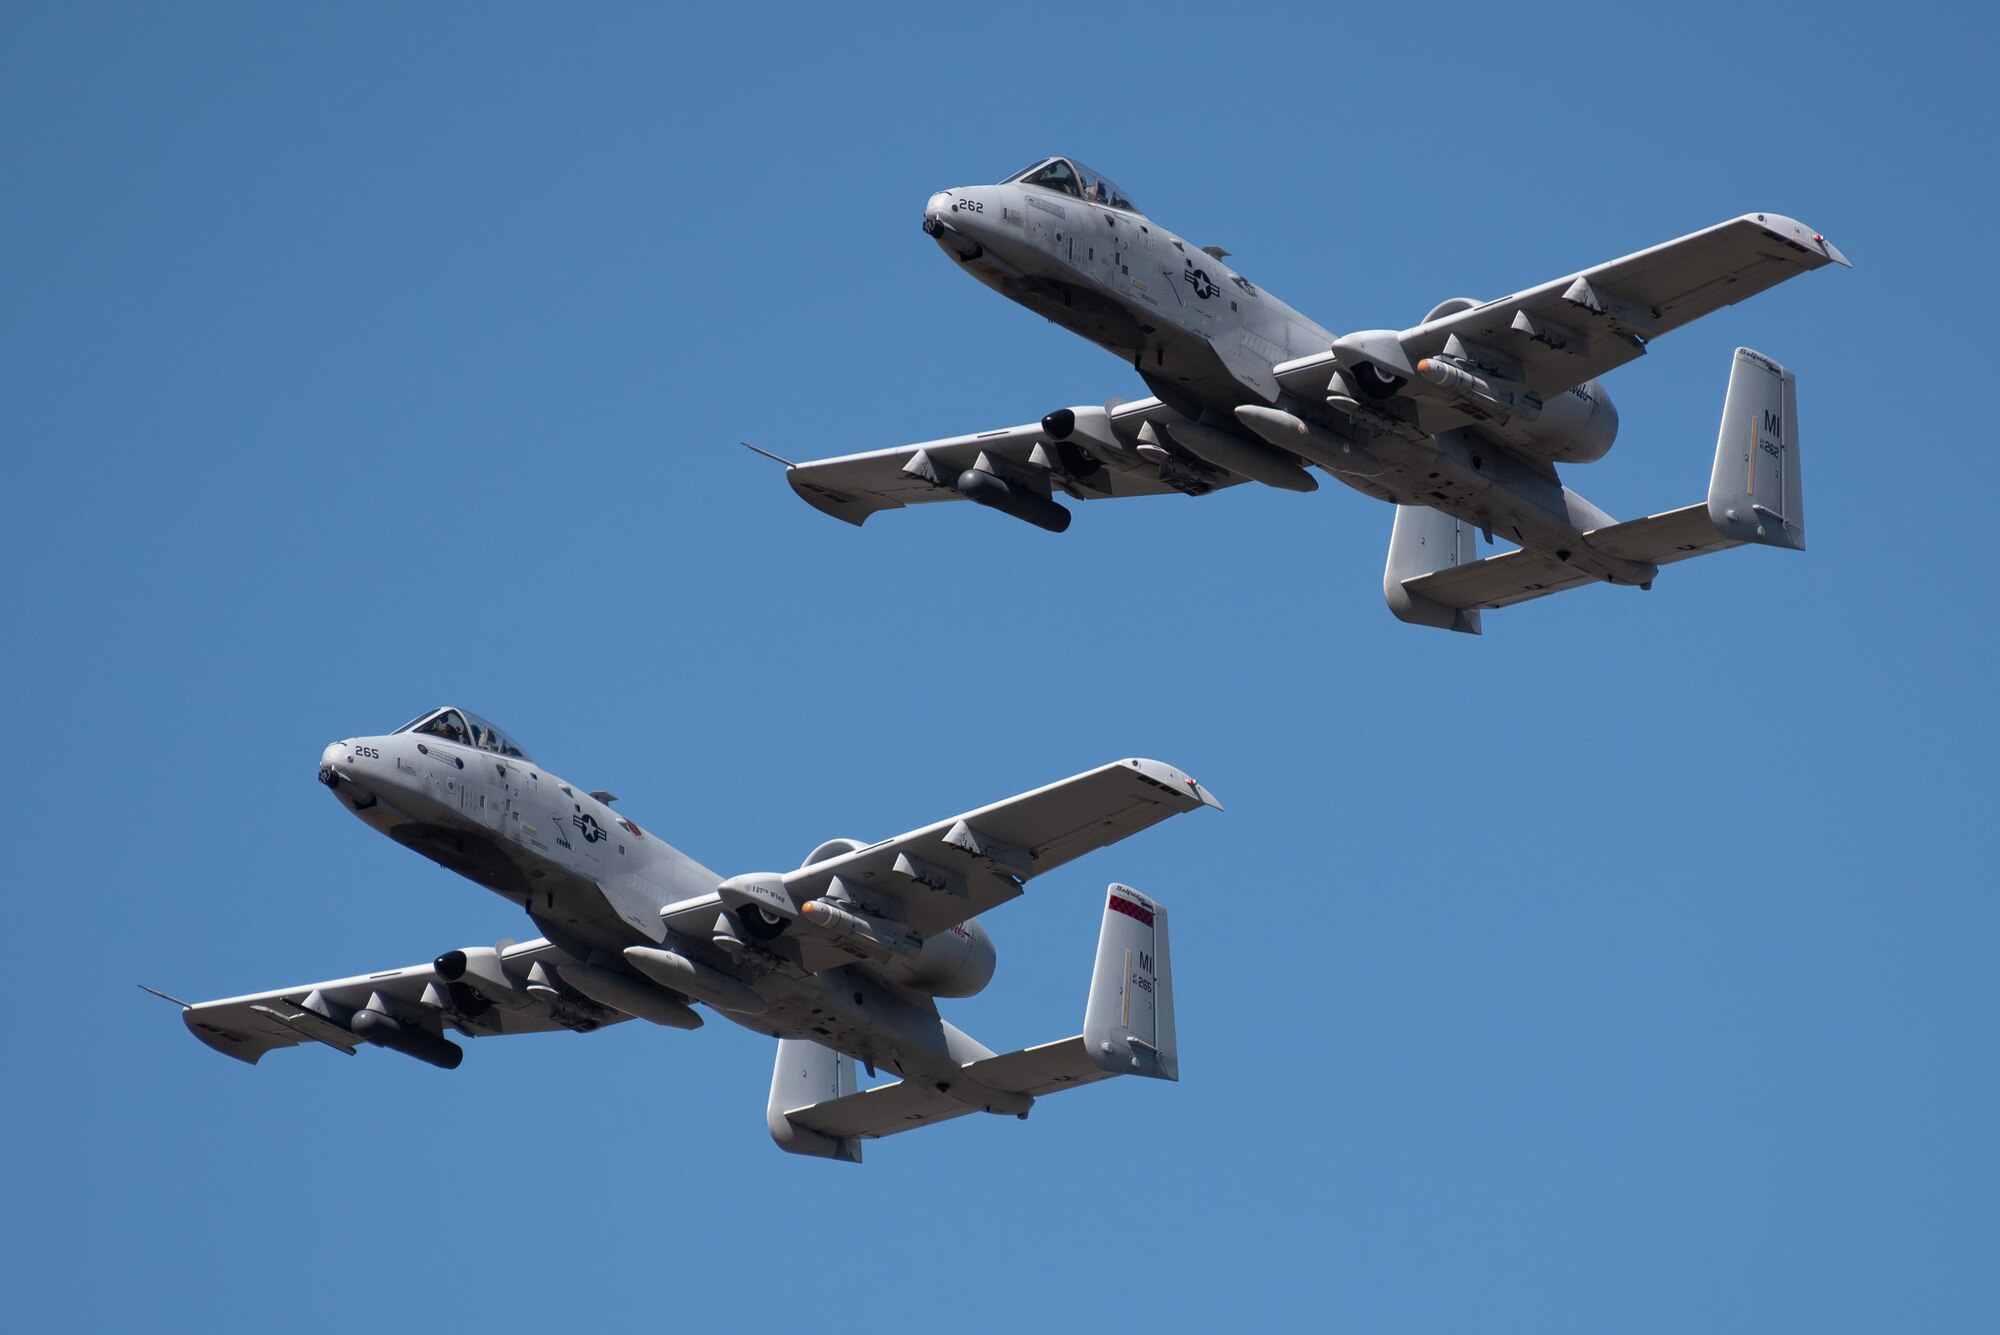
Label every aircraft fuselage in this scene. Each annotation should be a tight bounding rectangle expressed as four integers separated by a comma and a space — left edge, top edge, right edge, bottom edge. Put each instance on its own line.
315, 715, 1004, 1088
923, 180, 1336, 418
922, 169, 1654, 587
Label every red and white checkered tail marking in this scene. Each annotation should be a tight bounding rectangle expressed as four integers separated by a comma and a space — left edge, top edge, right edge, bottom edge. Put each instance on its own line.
1083, 884, 1176, 1082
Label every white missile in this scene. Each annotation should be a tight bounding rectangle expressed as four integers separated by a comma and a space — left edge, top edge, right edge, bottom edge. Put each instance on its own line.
1162, 421, 1318, 492
1414, 357, 1538, 420
1233, 405, 1384, 477
800, 898, 921, 959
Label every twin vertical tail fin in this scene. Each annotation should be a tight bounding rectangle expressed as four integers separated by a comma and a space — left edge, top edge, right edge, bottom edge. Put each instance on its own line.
1706, 347, 1804, 550
1382, 504, 1484, 634
1083, 883, 1178, 1081
767, 1037, 862, 1163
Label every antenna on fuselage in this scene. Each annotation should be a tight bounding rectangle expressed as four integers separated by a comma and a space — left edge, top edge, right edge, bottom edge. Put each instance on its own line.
137, 984, 193, 1008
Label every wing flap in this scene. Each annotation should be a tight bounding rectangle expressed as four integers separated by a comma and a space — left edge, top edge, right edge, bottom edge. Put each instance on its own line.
781, 759, 1218, 938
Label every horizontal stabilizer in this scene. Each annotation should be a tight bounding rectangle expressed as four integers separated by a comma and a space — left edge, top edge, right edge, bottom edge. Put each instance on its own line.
1399, 545, 1598, 616
781, 1038, 1113, 1145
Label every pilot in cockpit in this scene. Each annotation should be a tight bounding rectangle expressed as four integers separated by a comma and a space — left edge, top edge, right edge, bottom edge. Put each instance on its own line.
420, 711, 469, 745
1010, 158, 1137, 215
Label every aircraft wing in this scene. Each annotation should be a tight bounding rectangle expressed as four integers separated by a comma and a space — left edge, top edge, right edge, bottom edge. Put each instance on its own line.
1277, 212, 1849, 402
780, 397, 1246, 526
780, 759, 1220, 938
169, 938, 627, 1065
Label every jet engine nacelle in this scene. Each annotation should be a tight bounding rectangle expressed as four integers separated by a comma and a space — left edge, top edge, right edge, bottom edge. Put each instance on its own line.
1333, 326, 1620, 464
876, 917, 997, 998
718, 872, 797, 942
1517, 377, 1619, 463
801, 838, 868, 868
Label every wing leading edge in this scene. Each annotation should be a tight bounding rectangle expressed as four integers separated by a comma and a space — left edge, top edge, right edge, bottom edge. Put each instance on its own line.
172, 939, 631, 1067
781, 759, 1219, 938
1278, 212, 1849, 406
781, 397, 1246, 526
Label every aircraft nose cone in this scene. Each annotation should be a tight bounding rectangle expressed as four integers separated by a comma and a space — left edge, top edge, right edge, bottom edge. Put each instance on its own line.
318, 741, 346, 789
922, 190, 952, 234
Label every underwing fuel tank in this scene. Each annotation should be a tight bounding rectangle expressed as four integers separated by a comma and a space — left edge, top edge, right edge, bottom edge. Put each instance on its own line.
624, 945, 768, 1015
954, 468, 1072, 532
1234, 405, 1384, 477
556, 962, 704, 1031
1163, 421, 1317, 492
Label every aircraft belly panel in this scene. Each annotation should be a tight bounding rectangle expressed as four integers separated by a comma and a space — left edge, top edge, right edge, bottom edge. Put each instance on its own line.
388, 823, 533, 902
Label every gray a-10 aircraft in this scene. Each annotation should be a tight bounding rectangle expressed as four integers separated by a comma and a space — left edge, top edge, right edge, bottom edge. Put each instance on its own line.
157, 708, 1215, 1161
777, 157, 1849, 632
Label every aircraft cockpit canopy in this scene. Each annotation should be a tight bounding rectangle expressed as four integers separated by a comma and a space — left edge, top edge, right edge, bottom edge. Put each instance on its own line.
394, 707, 531, 760
1005, 157, 1140, 215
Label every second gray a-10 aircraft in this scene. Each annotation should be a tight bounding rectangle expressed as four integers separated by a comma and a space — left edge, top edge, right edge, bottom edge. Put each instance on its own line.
778, 157, 1848, 632
159, 708, 1215, 1161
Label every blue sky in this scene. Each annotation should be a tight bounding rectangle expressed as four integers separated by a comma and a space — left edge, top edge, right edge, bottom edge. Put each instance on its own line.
4, 3, 1992, 1330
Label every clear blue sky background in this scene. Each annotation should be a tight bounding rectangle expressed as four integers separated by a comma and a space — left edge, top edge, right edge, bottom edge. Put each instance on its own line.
4, 3, 1991, 1330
